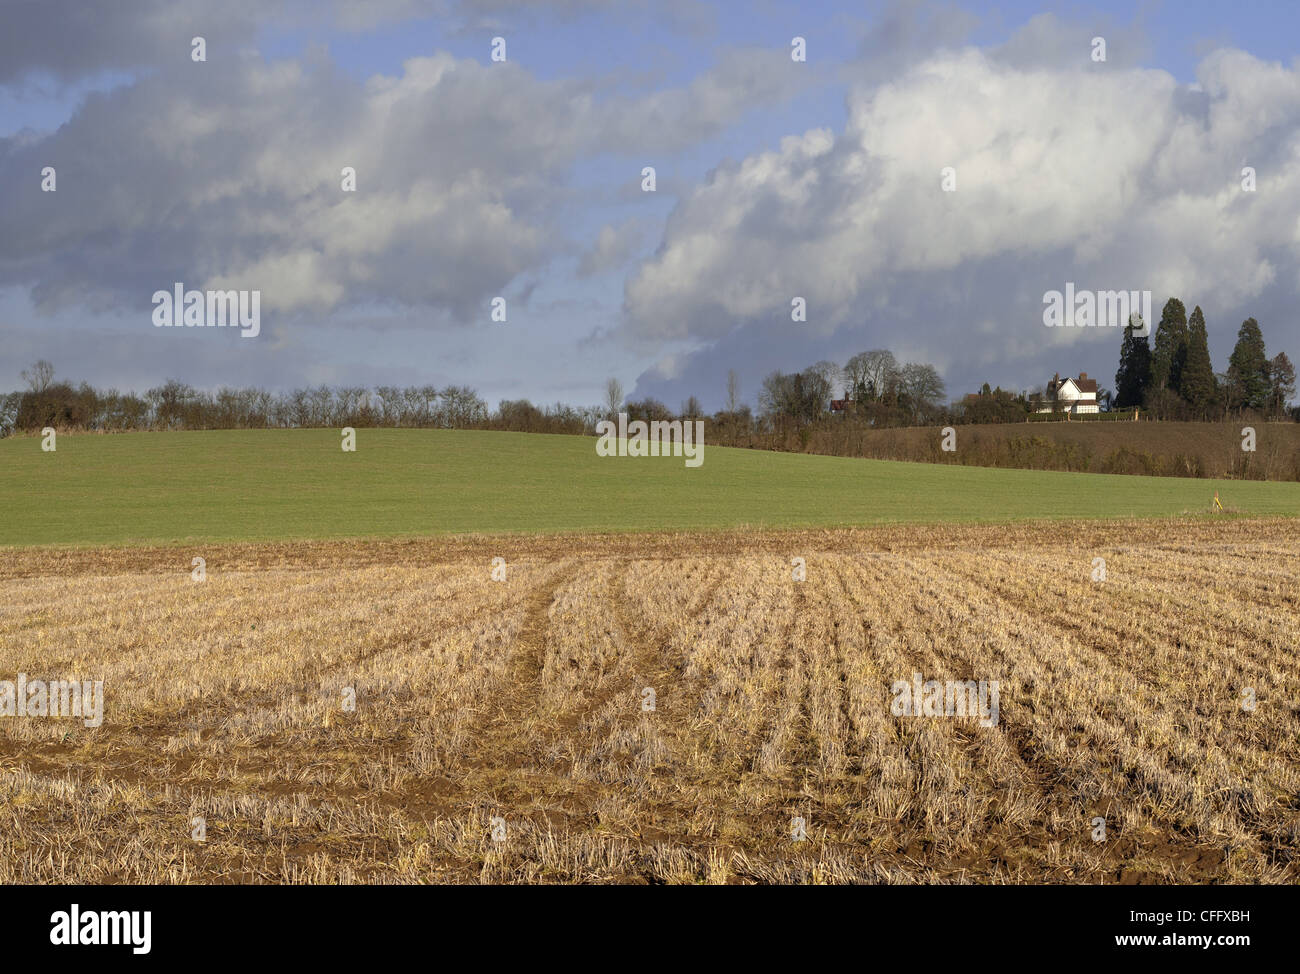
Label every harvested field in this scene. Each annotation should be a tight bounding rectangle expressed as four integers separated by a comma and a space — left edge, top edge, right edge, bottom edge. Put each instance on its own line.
2, 518, 1297, 884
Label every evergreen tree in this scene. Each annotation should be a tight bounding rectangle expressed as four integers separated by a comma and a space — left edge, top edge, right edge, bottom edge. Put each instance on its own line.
1226, 317, 1270, 410
1267, 351, 1296, 418
1150, 298, 1188, 392
1179, 306, 1218, 414
1114, 318, 1151, 408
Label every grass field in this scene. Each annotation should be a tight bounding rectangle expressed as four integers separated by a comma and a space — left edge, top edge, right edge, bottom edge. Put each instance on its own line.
1, 428, 1296, 547
1, 519, 1296, 883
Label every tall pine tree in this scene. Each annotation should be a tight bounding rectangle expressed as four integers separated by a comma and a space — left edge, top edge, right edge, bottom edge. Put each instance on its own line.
1179, 306, 1217, 415
1267, 352, 1296, 418
1226, 317, 1270, 410
1150, 297, 1188, 391
1114, 318, 1152, 408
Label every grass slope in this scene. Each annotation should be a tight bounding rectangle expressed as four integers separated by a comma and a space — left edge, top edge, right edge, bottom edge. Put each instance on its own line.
1, 428, 1296, 546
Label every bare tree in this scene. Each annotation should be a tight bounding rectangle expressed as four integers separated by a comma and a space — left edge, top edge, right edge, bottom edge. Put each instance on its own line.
441, 385, 487, 426
844, 350, 899, 401
21, 360, 54, 393
375, 385, 402, 425
897, 363, 945, 423
420, 385, 441, 425
842, 352, 871, 400
604, 377, 624, 419
860, 350, 899, 401
309, 384, 336, 426
760, 369, 829, 423
402, 386, 429, 426
759, 371, 791, 418
806, 360, 843, 399
726, 369, 740, 413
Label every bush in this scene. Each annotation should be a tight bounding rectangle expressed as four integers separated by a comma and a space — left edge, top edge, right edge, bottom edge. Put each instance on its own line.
15, 383, 95, 430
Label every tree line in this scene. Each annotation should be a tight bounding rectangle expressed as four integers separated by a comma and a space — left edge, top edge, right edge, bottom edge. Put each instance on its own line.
0, 352, 954, 439
5, 311, 1295, 441
758, 353, 948, 427
0, 369, 545, 436
1115, 300, 1295, 420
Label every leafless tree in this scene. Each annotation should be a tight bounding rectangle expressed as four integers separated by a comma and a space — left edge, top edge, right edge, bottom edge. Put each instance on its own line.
806, 360, 843, 399
845, 350, 899, 401
604, 377, 624, 419
897, 362, 946, 423
441, 385, 487, 426
21, 360, 54, 393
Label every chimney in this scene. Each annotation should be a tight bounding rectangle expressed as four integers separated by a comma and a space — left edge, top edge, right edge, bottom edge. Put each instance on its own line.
1079, 372, 1088, 380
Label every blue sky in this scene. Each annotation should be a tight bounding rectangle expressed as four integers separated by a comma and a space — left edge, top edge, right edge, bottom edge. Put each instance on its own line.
3, 0, 1298, 410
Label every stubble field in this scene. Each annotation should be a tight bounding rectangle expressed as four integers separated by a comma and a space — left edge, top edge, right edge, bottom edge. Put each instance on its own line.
1, 517, 1296, 884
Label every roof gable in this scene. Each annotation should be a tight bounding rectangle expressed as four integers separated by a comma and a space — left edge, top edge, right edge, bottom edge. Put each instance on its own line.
1051, 374, 1098, 397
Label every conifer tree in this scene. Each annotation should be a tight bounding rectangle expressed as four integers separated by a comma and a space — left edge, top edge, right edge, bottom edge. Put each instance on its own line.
1114, 318, 1152, 409
1179, 306, 1218, 414
1267, 351, 1296, 418
1226, 317, 1270, 410
1150, 298, 1188, 391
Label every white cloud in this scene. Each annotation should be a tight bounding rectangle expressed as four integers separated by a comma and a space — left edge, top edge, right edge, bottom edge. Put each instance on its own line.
577, 219, 645, 277
624, 44, 1300, 355
0, 43, 802, 322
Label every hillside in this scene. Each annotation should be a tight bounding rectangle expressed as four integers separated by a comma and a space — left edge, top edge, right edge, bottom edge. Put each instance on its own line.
1, 428, 1296, 547
757, 419, 1300, 480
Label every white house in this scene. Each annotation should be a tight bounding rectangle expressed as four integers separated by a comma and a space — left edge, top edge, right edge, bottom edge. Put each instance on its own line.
1036, 372, 1099, 415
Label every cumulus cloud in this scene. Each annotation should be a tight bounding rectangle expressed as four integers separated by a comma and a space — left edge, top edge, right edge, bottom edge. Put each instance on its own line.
0, 0, 269, 84
0, 52, 549, 319
624, 39, 1300, 402
577, 219, 646, 277
602, 47, 811, 153
0, 0, 621, 85
0, 41, 803, 323
8, 0, 1297, 410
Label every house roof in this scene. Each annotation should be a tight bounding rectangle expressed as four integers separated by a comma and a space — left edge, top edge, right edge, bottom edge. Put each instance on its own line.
1050, 373, 1098, 396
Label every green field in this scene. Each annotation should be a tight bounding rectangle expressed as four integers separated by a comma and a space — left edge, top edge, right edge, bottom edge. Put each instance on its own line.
0, 428, 1296, 546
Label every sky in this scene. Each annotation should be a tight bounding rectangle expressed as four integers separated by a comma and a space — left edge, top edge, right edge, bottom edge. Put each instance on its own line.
2, 0, 1299, 411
